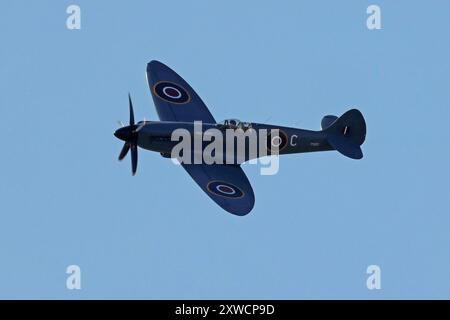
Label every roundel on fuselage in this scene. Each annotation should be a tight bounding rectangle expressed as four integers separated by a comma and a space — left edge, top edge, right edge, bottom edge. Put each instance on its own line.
266, 130, 288, 153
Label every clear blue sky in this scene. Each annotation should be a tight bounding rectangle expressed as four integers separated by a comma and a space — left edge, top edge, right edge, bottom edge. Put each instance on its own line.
1, 0, 450, 299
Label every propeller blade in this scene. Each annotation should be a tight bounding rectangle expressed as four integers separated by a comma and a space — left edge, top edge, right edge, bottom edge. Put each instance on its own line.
130, 144, 138, 176
128, 93, 135, 126
117, 120, 124, 127
118, 143, 130, 161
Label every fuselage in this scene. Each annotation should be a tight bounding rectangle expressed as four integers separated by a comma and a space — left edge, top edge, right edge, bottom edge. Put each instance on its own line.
129, 121, 333, 163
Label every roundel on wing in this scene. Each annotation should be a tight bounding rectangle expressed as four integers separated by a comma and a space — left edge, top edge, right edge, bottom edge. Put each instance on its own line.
207, 181, 245, 199
153, 81, 191, 104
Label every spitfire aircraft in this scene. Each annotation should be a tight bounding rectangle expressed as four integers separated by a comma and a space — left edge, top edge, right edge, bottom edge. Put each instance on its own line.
114, 60, 367, 215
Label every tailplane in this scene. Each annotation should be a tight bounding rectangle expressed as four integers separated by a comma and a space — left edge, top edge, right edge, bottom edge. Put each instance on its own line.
323, 109, 366, 159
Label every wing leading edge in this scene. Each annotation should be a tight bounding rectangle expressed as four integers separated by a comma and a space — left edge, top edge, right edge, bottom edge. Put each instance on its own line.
146, 60, 216, 123
182, 164, 255, 216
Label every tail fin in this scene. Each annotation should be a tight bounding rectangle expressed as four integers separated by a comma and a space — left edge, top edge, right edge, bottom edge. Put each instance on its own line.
324, 109, 366, 159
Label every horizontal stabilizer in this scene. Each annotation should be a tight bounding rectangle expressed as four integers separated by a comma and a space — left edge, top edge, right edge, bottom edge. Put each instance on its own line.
321, 115, 338, 130
327, 134, 363, 159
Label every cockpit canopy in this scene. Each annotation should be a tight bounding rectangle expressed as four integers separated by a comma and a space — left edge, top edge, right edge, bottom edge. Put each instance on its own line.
218, 119, 253, 130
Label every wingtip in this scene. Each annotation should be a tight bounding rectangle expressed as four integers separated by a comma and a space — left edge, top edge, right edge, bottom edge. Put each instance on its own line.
147, 60, 171, 72
223, 201, 255, 216
147, 60, 162, 68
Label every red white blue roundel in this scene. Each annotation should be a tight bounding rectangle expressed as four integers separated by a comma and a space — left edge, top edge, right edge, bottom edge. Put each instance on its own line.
207, 181, 244, 198
153, 81, 190, 104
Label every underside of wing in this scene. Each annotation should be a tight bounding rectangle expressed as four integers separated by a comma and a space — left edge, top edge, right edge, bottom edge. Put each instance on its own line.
146, 60, 216, 123
181, 164, 255, 216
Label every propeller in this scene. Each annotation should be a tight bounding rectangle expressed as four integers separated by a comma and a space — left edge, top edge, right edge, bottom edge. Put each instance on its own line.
114, 93, 139, 175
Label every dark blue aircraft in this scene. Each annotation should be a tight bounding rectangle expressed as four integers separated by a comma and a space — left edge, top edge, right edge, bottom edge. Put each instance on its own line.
114, 61, 366, 215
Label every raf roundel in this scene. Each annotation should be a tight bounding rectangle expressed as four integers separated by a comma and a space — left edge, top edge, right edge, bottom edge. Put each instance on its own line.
207, 181, 244, 199
266, 130, 288, 153
153, 81, 191, 104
